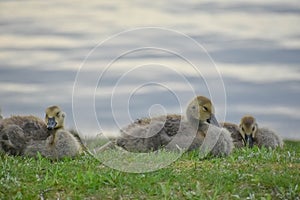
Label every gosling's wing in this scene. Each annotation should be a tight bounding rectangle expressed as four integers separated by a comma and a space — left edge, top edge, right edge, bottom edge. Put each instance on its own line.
117, 123, 163, 152
158, 114, 182, 137
116, 114, 184, 152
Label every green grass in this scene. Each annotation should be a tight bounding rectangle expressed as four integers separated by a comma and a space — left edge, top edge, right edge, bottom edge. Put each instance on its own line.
1, 141, 299, 200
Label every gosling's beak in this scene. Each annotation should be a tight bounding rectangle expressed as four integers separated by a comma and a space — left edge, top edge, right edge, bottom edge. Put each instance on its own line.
206, 114, 220, 127
47, 117, 57, 130
244, 134, 254, 148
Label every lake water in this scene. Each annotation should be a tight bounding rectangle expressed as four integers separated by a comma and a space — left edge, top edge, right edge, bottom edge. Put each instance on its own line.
1, 0, 299, 140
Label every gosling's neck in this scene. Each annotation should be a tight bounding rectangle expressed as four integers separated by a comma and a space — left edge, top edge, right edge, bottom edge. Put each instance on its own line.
48, 125, 64, 145
187, 114, 208, 131
48, 124, 64, 133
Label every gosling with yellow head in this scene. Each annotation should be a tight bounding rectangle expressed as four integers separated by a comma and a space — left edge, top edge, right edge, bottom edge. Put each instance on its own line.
24, 106, 83, 159
115, 96, 233, 157
222, 115, 283, 149
239, 115, 283, 149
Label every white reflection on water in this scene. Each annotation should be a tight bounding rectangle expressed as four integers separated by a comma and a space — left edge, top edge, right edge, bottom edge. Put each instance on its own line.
0, 83, 43, 93
220, 65, 300, 83
0, 0, 299, 140
235, 105, 300, 120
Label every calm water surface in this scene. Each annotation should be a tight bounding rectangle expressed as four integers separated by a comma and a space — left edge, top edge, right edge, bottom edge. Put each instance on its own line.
0, 0, 299, 140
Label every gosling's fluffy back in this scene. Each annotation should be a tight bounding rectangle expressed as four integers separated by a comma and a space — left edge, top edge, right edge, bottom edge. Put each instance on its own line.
0, 115, 49, 141
116, 115, 184, 152
255, 127, 284, 149
0, 115, 49, 156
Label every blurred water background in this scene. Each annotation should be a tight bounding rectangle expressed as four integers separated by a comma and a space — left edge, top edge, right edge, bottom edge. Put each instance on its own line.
0, 0, 299, 140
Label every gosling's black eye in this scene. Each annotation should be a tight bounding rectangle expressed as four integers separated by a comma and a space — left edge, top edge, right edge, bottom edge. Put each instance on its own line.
252, 126, 255, 131
242, 127, 245, 132
203, 106, 208, 112
191, 106, 196, 109
56, 112, 60, 117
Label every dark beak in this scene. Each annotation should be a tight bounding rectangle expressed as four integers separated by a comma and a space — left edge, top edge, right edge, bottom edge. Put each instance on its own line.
244, 134, 254, 148
47, 117, 57, 130
207, 114, 220, 127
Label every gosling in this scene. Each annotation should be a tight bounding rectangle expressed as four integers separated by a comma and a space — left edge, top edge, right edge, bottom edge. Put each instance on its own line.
24, 106, 83, 159
115, 96, 233, 157
222, 115, 283, 149
239, 115, 284, 149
